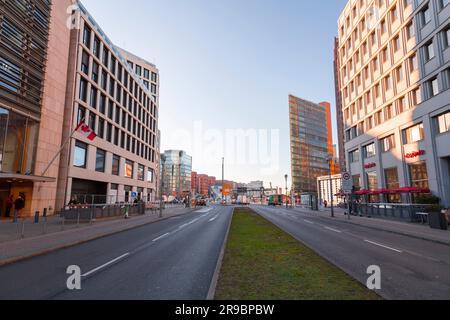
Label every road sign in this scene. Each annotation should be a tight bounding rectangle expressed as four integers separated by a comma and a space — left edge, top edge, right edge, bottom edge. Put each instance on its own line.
342, 172, 353, 194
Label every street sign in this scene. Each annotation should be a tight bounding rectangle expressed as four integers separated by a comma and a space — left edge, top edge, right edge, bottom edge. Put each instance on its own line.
342, 172, 353, 194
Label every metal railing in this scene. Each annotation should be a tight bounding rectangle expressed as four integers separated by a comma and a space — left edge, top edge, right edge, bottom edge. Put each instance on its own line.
351, 203, 437, 222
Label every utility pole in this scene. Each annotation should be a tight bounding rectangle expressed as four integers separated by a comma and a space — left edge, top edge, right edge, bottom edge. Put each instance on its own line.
327, 155, 335, 218
222, 157, 225, 204
159, 155, 166, 218
285, 174, 288, 209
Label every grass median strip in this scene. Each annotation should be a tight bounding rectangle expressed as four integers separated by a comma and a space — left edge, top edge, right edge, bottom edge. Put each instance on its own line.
215, 208, 380, 300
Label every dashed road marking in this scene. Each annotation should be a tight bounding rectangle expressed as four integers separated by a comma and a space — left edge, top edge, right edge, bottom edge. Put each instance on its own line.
82, 253, 130, 277
325, 226, 342, 233
152, 233, 171, 242
364, 240, 403, 253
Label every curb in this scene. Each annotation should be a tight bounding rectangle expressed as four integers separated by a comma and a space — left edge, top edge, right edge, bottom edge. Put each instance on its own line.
0, 209, 197, 268
206, 208, 234, 300
292, 208, 450, 247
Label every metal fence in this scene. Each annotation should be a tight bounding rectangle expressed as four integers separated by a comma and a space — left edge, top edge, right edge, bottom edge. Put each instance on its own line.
351, 203, 436, 222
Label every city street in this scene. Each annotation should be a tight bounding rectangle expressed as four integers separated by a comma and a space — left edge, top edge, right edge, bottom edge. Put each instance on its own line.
251, 205, 450, 300
0, 206, 232, 300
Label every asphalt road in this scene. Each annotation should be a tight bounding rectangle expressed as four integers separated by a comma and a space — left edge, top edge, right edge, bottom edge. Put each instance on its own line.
0, 205, 233, 300
251, 205, 450, 300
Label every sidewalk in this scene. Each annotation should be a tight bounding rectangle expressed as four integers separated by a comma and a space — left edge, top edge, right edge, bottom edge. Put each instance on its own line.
293, 206, 450, 246
0, 206, 196, 267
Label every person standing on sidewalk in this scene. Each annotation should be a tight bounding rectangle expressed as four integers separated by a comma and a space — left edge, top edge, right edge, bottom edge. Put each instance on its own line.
13, 194, 25, 222
5, 195, 14, 218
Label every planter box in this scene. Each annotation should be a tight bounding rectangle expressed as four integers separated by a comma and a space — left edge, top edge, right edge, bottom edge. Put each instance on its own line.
429, 212, 448, 230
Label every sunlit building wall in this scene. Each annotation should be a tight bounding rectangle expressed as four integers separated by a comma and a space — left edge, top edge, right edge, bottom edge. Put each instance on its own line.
337, 0, 450, 205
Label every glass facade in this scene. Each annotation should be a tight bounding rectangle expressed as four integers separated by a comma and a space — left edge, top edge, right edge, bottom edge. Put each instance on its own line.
161, 150, 192, 197
289, 95, 331, 193
0, 107, 39, 174
0, 0, 51, 115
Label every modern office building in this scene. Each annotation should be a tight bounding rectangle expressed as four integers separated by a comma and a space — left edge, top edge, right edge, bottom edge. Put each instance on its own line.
289, 95, 337, 195
56, 2, 160, 207
336, 0, 450, 205
161, 150, 192, 198
191, 173, 216, 197
0, 0, 72, 217
334, 36, 347, 170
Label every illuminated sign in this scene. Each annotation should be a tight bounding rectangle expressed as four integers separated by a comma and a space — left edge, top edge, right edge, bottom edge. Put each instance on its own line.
405, 150, 426, 159
364, 163, 377, 169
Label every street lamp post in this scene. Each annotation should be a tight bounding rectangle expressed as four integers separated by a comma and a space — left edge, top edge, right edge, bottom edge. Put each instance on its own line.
326, 155, 335, 218
159, 155, 166, 218
284, 174, 288, 209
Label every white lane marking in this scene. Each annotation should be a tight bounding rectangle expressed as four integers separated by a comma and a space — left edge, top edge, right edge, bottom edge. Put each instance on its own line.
196, 207, 213, 213
364, 240, 403, 253
82, 253, 130, 277
209, 214, 220, 222
152, 232, 170, 242
325, 226, 342, 233
303, 219, 314, 224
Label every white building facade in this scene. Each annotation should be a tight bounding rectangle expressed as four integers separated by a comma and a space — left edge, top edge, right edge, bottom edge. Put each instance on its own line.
337, 0, 450, 206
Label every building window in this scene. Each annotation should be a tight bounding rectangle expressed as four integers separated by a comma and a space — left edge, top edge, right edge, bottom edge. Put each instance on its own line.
381, 134, 396, 152
349, 149, 360, 163
424, 41, 435, 61
366, 171, 379, 202
409, 54, 418, 72
98, 118, 105, 139
363, 143, 376, 158
428, 77, 439, 97
421, 5, 432, 26
444, 26, 450, 48
441, 0, 450, 9
147, 168, 154, 182
384, 167, 400, 203
74, 141, 87, 168
92, 61, 99, 83
90, 87, 97, 109
81, 50, 90, 75
144, 69, 150, 80
409, 162, 429, 189
403, 123, 424, 144
77, 106, 86, 124
93, 36, 100, 58
406, 21, 415, 40
112, 154, 120, 175
135, 65, 142, 76
138, 164, 145, 181
79, 78, 88, 102
83, 25, 91, 48
125, 160, 134, 178
95, 148, 106, 172
151, 72, 158, 83
436, 111, 450, 134
88, 112, 96, 132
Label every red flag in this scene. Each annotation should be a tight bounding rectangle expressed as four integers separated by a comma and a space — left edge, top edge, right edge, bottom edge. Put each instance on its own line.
76, 122, 97, 141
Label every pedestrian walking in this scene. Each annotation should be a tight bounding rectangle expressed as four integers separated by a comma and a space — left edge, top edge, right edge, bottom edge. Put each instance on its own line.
14, 193, 25, 221
5, 195, 14, 218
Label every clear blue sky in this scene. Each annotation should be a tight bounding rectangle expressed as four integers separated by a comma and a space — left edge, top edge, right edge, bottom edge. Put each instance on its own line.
82, 0, 348, 189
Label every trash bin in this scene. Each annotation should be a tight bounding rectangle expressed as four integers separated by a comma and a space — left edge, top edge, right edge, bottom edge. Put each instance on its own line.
428, 212, 448, 230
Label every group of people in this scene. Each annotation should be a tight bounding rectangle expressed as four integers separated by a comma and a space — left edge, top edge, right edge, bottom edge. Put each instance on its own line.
4, 194, 26, 219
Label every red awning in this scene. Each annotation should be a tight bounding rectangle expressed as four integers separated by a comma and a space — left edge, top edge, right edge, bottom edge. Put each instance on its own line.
391, 187, 431, 194
355, 189, 371, 195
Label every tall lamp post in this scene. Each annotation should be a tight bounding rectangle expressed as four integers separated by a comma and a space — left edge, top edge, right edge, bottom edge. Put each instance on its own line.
326, 155, 335, 218
284, 174, 288, 209
159, 154, 166, 218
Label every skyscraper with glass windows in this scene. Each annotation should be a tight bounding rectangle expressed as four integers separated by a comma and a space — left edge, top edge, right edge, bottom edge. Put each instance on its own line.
289, 95, 336, 195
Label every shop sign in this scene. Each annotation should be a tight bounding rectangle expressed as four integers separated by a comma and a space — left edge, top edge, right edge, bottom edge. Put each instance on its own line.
405, 150, 425, 159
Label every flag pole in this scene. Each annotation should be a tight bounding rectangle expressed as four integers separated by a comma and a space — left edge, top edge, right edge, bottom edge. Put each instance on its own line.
41, 118, 84, 177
